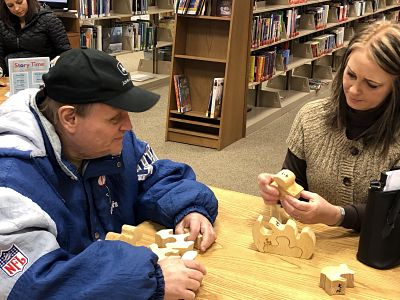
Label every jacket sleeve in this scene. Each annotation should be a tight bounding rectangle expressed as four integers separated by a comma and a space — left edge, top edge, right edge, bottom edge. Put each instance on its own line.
130, 135, 218, 228
45, 14, 71, 55
0, 187, 165, 300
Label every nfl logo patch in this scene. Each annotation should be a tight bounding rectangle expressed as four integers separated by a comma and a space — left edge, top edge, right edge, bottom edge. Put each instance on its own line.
0, 245, 29, 277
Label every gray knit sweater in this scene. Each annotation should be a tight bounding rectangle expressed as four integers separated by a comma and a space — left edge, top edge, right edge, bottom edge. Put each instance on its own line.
287, 98, 400, 206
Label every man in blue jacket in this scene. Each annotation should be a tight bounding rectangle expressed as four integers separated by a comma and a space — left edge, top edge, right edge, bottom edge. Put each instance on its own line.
0, 48, 218, 299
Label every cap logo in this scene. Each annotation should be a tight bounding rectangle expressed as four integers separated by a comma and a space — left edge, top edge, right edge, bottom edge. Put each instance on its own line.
117, 62, 128, 76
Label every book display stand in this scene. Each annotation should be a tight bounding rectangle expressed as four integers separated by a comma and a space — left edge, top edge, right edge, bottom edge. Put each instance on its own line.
56, 0, 174, 88
248, 0, 400, 134
165, 0, 253, 150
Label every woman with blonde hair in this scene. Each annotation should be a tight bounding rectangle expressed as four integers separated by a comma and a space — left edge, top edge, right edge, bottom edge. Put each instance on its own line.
258, 21, 400, 231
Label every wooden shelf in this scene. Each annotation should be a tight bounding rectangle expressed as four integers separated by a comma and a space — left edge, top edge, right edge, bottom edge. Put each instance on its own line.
166, 0, 253, 150
174, 55, 226, 63
156, 41, 173, 48
130, 71, 170, 89
253, 0, 331, 14
247, 83, 331, 134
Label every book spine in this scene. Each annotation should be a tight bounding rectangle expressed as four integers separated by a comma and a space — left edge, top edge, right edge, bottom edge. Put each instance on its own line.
173, 75, 181, 113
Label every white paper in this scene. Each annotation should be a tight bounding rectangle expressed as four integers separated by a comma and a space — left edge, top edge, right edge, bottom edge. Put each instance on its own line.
383, 169, 400, 192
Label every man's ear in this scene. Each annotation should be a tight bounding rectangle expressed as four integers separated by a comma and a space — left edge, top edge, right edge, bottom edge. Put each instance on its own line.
58, 106, 78, 133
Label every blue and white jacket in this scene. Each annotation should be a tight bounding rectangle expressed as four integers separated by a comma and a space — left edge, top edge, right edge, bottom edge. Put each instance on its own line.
0, 89, 218, 300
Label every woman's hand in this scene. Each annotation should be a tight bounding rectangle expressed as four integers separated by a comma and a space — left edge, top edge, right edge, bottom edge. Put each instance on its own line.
281, 190, 342, 225
257, 173, 280, 205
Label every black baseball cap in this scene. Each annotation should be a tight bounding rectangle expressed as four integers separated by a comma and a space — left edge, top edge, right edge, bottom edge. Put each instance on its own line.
42, 48, 160, 112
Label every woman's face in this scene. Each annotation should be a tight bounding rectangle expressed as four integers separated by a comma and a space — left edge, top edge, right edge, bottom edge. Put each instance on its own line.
343, 48, 394, 111
4, 0, 28, 19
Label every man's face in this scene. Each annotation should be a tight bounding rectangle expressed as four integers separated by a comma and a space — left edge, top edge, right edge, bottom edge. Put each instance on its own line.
67, 103, 132, 159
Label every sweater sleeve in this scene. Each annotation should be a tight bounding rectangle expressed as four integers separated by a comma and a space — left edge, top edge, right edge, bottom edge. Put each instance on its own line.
341, 203, 365, 232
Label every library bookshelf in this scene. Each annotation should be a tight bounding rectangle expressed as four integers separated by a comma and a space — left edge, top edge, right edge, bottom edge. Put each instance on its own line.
56, 0, 175, 88
165, 0, 253, 150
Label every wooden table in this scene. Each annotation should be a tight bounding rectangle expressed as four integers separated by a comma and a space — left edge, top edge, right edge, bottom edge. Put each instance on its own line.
136, 187, 399, 300
0, 77, 9, 104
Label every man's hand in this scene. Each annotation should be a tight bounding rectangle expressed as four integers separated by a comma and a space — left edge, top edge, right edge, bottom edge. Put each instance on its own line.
257, 173, 280, 205
175, 212, 216, 252
159, 257, 206, 300
281, 190, 342, 225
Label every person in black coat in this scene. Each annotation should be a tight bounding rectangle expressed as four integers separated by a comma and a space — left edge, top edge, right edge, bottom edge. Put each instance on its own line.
0, 0, 71, 76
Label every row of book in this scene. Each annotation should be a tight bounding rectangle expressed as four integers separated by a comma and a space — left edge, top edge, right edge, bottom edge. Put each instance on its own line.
78, 0, 150, 18
303, 34, 338, 58
80, 21, 155, 53
249, 26, 347, 83
176, 0, 208, 15
250, 0, 391, 51
206, 77, 224, 118
78, 0, 110, 18
249, 50, 277, 83
173, 75, 224, 118
175, 0, 231, 17
251, 12, 283, 49
173, 75, 192, 113
305, 5, 330, 29
253, 0, 307, 9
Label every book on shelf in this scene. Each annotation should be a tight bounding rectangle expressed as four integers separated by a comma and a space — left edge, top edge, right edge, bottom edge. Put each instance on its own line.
206, 77, 224, 118
187, 0, 203, 15
216, 0, 232, 17
102, 26, 123, 53
8, 57, 50, 95
175, 0, 211, 16
173, 75, 192, 113
177, 0, 190, 14
78, 0, 110, 18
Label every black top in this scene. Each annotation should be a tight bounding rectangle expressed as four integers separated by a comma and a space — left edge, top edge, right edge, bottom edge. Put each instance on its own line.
0, 7, 71, 75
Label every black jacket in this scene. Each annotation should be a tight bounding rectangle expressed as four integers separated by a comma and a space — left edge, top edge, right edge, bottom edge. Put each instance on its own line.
0, 7, 71, 75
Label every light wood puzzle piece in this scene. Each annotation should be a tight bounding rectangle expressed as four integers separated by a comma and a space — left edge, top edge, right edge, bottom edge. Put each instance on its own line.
252, 215, 316, 259
155, 229, 200, 251
271, 169, 304, 198
105, 224, 142, 246
320, 264, 355, 295
154, 229, 199, 260
183, 228, 203, 250
149, 243, 180, 260
270, 204, 290, 224
181, 250, 198, 260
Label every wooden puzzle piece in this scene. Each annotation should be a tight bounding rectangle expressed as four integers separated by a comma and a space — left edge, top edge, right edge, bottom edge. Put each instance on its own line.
148, 243, 180, 260
320, 264, 355, 295
155, 229, 189, 247
155, 228, 201, 250
252, 215, 316, 259
165, 240, 194, 255
153, 228, 200, 260
105, 224, 142, 246
181, 250, 198, 260
271, 169, 304, 198
183, 228, 203, 250
270, 204, 290, 224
